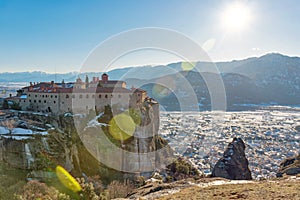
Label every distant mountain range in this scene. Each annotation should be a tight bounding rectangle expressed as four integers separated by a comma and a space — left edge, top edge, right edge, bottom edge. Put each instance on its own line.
1, 53, 300, 110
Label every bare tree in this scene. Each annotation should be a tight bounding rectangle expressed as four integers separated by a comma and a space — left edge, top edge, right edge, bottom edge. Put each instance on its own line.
0, 119, 17, 134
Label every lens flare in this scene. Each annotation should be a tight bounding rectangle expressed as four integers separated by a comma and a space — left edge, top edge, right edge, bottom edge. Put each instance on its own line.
127, 108, 142, 126
181, 62, 195, 71
152, 84, 172, 99
202, 39, 216, 52
55, 165, 82, 192
109, 112, 136, 140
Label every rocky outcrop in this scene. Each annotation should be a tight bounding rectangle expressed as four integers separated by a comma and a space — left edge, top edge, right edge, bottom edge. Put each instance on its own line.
79, 98, 173, 179
0, 98, 171, 183
295, 125, 300, 132
277, 154, 300, 177
212, 137, 252, 180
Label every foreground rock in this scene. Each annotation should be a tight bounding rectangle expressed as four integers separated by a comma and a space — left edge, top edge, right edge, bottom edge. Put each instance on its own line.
212, 137, 252, 180
277, 154, 300, 177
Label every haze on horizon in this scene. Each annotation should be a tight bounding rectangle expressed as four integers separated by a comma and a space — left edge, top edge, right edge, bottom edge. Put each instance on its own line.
0, 0, 299, 73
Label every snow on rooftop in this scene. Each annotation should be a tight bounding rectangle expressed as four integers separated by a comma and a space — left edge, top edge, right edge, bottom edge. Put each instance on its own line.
0, 126, 9, 134
0, 126, 48, 136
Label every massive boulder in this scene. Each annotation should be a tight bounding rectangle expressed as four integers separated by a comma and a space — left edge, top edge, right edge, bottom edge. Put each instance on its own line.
212, 137, 252, 180
277, 154, 300, 177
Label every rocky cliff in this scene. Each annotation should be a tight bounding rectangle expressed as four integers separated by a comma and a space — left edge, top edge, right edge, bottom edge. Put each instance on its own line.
277, 154, 300, 177
76, 98, 173, 180
212, 137, 252, 180
0, 98, 172, 183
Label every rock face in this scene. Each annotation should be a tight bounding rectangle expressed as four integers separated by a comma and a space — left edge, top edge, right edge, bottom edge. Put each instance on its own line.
80, 98, 173, 178
0, 98, 172, 182
212, 137, 252, 180
277, 154, 300, 177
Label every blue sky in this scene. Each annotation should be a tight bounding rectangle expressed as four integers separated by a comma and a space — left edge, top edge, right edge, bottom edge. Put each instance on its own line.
0, 0, 299, 72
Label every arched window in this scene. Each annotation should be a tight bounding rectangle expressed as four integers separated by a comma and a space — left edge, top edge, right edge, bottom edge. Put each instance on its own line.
105, 94, 108, 98
99, 94, 102, 98
66, 94, 69, 98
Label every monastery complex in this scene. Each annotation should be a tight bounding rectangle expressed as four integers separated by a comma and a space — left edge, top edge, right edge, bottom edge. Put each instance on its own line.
7, 73, 147, 114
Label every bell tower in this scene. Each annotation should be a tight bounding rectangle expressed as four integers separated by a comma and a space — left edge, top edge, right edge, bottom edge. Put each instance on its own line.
101, 73, 108, 82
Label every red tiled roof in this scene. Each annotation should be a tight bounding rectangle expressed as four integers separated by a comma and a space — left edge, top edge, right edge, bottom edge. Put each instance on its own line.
99, 80, 125, 84
27, 87, 134, 94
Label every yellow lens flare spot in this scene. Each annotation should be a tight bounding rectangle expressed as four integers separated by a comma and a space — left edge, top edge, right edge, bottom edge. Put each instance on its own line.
109, 113, 136, 140
127, 108, 142, 126
181, 62, 195, 71
55, 165, 82, 193
152, 84, 172, 99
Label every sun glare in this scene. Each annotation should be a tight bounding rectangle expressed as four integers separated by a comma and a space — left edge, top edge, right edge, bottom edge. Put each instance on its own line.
221, 2, 252, 32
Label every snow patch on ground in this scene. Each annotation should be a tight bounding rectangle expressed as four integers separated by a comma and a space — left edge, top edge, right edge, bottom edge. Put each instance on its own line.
0, 126, 9, 134
86, 112, 108, 128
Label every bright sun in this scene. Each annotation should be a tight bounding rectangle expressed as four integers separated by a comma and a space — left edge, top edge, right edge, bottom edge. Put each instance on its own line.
221, 2, 252, 32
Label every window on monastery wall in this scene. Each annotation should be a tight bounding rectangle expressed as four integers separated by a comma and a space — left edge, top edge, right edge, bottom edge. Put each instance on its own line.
24, 100, 26, 102
79, 94, 83, 98
29, 100, 32, 102
54, 101, 56, 104
55, 95, 57, 98
51, 95, 53, 98
99, 94, 101, 98
92, 94, 95, 98
34, 100, 36, 103
44, 100, 46, 103
42, 95, 44, 98
29, 94, 31, 97
39, 100, 41, 103
105, 94, 108, 98
66, 95, 69, 98
111, 94, 113, 97
35, 95, 37, 97
86, 94, 89, 98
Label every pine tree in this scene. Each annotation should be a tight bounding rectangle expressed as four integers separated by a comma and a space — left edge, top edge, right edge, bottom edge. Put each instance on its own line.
2, 99, 9, 109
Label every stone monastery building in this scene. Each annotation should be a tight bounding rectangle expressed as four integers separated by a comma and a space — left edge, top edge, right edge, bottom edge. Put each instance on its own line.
13, 73, 147, 114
